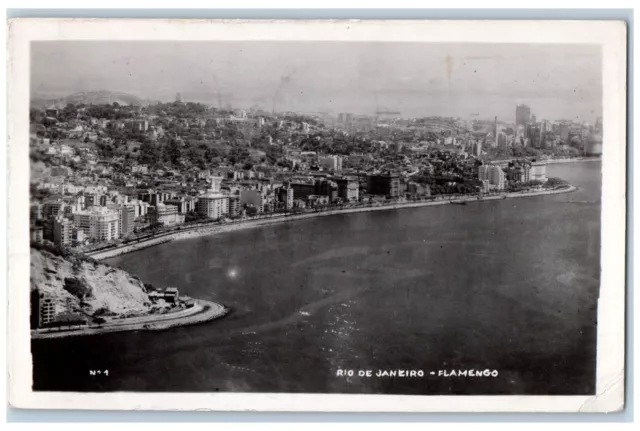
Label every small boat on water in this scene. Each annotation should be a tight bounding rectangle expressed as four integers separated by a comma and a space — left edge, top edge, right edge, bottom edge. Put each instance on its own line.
450, 201, 467, 206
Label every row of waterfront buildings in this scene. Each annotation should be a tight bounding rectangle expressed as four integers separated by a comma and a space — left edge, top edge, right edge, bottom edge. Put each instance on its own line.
31, 159, 549, 249
31, 143, 549, 250
477, 160, 548, 192
30, 171, 414, 248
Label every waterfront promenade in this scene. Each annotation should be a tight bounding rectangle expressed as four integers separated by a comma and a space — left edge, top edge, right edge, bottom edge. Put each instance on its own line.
492, 156, 602, 166
31, 299, 228, 339
88, 184, 577, 261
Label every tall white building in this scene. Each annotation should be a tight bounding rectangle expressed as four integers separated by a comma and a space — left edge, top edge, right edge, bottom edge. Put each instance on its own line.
490, 166, 506, 190
73, 206, 120, 242
478, 165, 505, 190
319, 155, 343, 171
196, 178, 229, 220
196, 195, 229, 220
530, 161, 548, 182
478, 165, 491, 181
148, 203, 183, 226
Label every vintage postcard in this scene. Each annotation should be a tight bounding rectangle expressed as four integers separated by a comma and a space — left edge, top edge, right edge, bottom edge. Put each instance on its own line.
7, 19, 627, 412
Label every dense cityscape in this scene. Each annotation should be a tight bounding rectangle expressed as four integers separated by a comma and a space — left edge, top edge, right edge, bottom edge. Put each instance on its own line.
30, 92, 605, 248
19, 27, 616, 402
29, 91, 603, 328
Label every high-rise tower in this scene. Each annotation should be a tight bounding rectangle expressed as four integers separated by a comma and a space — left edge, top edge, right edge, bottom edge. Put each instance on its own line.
515, 104, 531, 128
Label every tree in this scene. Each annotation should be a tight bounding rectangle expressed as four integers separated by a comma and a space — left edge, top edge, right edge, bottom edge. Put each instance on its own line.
148, 222, 164, 232
185, 210, 210, 223
547, 177, 567, 187
245, 205, 258, 217
60, 103, 78, 122
265, 145, 283, 163
47, 312, 87, 329
203, 145, 221, 164
228, 146, 250, 165
164, 139, 182, 165
138, 140, 161, 166
95, 142, 115, 159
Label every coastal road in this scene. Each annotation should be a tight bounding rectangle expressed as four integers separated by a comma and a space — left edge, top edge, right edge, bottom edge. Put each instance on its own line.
31, 300, 227, 339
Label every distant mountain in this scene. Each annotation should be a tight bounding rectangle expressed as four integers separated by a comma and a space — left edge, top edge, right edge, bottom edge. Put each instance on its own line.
31, 91, 154, 110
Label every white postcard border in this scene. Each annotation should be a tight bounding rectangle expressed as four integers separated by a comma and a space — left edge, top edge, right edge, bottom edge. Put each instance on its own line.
7, 18, 627, 412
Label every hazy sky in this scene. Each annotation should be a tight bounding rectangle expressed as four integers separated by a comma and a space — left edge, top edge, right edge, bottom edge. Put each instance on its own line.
31, 41, 602, 122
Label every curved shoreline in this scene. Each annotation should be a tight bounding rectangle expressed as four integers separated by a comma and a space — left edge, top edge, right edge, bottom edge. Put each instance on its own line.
539, 157, 602, 165
493, 157, 601, 165
31, 299, 229, 339
90, 184, 577, 261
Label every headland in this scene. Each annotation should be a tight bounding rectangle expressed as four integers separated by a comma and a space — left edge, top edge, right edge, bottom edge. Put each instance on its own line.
31, 299, 229, 339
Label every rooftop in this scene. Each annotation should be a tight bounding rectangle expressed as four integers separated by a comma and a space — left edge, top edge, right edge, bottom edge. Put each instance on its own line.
75, 206, 119, 216
200, 191, 227, 199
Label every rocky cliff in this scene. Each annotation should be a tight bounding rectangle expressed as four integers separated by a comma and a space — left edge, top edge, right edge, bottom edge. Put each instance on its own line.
31, 247, 152, 319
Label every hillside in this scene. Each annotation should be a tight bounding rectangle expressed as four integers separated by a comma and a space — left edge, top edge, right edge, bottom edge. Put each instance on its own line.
31, 90, 149, 109
31, 248, 152, 319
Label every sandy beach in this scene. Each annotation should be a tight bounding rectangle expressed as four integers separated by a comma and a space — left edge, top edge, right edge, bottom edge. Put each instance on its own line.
88, 184, 577, 261
542, 157, 602, 165
492, 157, 601, 166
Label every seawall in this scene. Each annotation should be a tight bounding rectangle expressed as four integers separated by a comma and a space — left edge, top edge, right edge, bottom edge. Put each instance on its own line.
89, 184, 577, 261
31, 299, 228, 339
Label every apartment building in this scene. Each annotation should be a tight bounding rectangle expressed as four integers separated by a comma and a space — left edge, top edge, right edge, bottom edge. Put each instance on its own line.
73, 206, 120, 242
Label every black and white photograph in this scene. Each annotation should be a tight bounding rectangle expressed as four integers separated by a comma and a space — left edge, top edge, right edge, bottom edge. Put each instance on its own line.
7, 19, 627, 412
